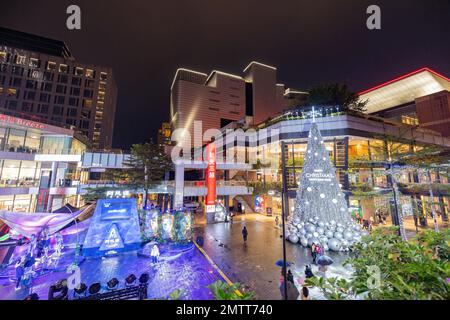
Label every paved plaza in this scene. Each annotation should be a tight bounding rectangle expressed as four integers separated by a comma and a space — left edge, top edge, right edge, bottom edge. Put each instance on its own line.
194, 214, 353, 300
0, 244, 222, 300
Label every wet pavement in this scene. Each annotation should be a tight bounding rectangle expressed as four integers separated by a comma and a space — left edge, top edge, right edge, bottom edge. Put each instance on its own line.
0, 244, 222, 300
194, 215, 354, 300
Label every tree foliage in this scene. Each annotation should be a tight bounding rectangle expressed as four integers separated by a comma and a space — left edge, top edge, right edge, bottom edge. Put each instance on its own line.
207, 280, 254, 300
123, 141, 172, 206
305, 227, 450, 300
307, 83, 367, 112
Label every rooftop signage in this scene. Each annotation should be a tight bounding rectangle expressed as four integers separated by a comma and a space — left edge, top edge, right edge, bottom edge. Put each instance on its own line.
0, 114, 46, 130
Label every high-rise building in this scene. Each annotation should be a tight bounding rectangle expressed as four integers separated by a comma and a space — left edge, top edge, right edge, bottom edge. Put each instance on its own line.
360, 67, 450, 137
0, 27, 118, 149
157, 122, 172, 146
170, 61, 307, 146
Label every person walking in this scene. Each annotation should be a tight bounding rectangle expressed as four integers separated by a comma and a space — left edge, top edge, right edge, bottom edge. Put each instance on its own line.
150, 244, 160, 264
305, 264, 314, 278
287, 269, 294, 283
311, 243, 317, 263
242, 226, 248, 243
279, 268, 299, 300
15, 257, 25, 290
275, 216, 279, 227
315, 244, 322, 259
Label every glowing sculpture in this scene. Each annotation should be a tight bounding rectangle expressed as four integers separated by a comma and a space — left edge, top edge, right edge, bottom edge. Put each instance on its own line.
214, 203, 228, 222
144, 208, 160, 239
82, 198, 141, 257
160, 213, 174, 240
174, 210, 192, 241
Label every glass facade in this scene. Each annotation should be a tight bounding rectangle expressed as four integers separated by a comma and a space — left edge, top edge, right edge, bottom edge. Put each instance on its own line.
0, 125, 41, 153
0, 160, 40, 187
0, 194, 35, 212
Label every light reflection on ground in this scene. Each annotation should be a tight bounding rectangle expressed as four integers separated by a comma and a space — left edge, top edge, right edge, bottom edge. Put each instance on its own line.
0, 244, 222, 300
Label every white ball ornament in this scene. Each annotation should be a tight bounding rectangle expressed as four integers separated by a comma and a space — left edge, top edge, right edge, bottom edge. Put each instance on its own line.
328, 238, 341, 252
300, 237, 308, 247
289, 235, 299, 243
344, 231, 354, 240
305, 224, 316, 233
334, 232, 343, 240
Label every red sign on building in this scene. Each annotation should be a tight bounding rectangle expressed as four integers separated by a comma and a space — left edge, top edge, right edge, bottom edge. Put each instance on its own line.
205, 143, 216, 213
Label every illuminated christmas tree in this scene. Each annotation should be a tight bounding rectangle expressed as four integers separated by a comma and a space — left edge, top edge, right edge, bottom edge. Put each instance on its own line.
294, 122, 350, 223
287, 121, 364, 251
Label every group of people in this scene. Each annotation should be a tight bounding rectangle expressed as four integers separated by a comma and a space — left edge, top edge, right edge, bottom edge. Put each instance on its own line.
14, 228, 64, 291
310, 242, 323, 264
279, 267, 311, 300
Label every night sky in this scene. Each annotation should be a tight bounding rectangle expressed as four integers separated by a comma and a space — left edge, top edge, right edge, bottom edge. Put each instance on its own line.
1, 0, 449, 149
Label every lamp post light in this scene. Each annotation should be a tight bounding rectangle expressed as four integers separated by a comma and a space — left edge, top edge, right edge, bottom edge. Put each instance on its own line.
280, 141, 289, 300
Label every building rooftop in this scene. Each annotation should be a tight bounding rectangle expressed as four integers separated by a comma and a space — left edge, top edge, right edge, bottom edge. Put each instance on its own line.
359, 67, 450, 114
0, 26, 72, 59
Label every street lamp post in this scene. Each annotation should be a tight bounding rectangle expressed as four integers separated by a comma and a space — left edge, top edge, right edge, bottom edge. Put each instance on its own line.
280, 141, 289, 300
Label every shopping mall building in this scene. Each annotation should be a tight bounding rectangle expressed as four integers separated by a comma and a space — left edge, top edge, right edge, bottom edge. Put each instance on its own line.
1, 66, 449, 229
0, 112, 133, 213
191, 67, 450, 225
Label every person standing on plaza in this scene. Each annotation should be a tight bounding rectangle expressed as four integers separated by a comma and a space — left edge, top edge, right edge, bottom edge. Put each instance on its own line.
305, 264, 314, 278
287, 269, 294, 283
279, 268, 299, 300
311, 243, 317, 263
301, 286, 310, 300
275, 216, 279, 228
150, 244, 160, 264
242, 226, 248, 243
15, 257, 25, 290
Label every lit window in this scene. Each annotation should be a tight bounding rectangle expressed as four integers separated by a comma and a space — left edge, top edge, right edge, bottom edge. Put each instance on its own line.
75, 67, 84, 76
0, 87, 3, 94
15, 55, 26, 65
59, 64, 68, 73
83, 99, 93, 108
29, 58, 40, 68
7, 88, 17, 97
98, 91, 105, 101
86, 69, 95, 78
0, 51, 7, 62
47, 61, 57, 70
100, 72, 108, 81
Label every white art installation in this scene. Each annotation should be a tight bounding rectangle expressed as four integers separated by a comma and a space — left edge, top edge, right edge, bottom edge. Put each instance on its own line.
286, 122, 367, 251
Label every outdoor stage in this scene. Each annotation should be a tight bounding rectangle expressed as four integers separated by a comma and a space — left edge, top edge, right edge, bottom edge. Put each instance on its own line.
0, 242, 222, 300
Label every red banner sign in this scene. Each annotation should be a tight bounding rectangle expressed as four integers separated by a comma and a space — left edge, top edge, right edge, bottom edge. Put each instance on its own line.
0, 114, 46, 130
205, 143, 216, 213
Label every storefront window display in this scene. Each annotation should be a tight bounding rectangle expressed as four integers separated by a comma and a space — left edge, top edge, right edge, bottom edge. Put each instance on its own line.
0, 195, 35, 212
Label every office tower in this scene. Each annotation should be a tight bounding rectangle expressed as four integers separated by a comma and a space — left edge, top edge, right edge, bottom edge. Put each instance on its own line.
0, 27, 118, 149
170, 61, 307, 147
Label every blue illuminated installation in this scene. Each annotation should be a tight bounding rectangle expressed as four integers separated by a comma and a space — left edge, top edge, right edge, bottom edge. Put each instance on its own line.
83, 198, 142, 257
